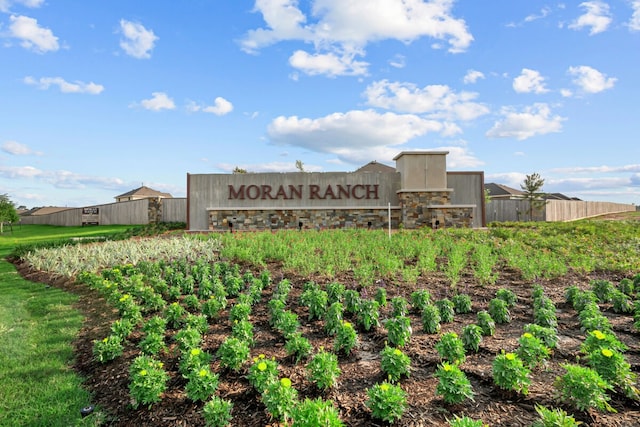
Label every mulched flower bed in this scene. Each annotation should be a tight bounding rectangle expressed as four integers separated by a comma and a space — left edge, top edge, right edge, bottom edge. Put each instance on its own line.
14, 260, 640, 426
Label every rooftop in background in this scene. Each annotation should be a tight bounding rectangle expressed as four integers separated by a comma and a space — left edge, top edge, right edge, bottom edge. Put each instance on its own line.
485, 183, 525, 199
354, 161, 396, 174
115, 186, 173, 202
19, 206, 73, 216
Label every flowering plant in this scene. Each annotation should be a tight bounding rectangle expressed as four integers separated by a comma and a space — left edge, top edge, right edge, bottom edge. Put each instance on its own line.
262, 377, 298, 422
185, 366, 219, 402
380, 345, 411, 382
492, 352, 530, 395
247, 354, 279, 393
93, 335, 124, 363
366, 381, 407, 423
516, 332, 551, 369
128, 355, 168, 408
435, 362, 474, 404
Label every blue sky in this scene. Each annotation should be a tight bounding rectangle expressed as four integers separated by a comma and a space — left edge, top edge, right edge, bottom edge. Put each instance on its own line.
1, 0, 639, 208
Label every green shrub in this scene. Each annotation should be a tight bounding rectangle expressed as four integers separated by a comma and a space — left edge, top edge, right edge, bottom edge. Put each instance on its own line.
262, 377, 298, 423
247, 354, 279, 393
488, 298, 510, 324
435, 298, 455, 323
366, 382, 407, 423
291, 397, 344, 427
422, 304, 441, 334
410, 289, 431, 313
385, 315, 412, 347
492, 352, 530, 395
461, 324, 483, 353
285, 332, 313, 364
452, 293, 472, 314
356, 299, 380, 331
532, 405, 581, 427
203, 396, 233, 427
307, 348, 341, 390
128, 355, 168, 408
554, 364, 614, 412
216, 337, 250, 372
435, 332, 466, 365
477, 310, 496, 336
435, 362, 474, 404
380, 345, 411, 382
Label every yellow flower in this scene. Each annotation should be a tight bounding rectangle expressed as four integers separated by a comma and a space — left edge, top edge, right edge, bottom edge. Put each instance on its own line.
280, 377, 292, 388
380, 383, 390, 391
199, 369, 208, 377
258, 354, 265, 359
601, 348, 614, 358
505, 353, 516, 361
257, 362, 267, 371
190, 348, 201, 356
119, 294, 130, 302
593, 330, 605, 340
443, 363, 452, 372
522, 333, 533, 339
102, 338, 108, 343
343, 321, 352, 328
139, 369, 147, 376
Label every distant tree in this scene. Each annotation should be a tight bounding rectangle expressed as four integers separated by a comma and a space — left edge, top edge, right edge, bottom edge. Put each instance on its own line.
0, 194, 19, 233
520, 173, 546, 220
295, 160, 305, 172
232, 166, 247, 174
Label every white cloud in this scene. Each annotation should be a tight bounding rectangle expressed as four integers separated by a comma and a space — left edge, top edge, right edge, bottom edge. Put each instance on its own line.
567, 65, 616, 93
119, 19, 158, 59
569, 1, 612, 35
1, 141, 43, 155
23, 76, 104, 94
267, 109, 447, 164
525, 7, 551, 22
436, 145, 484, 169
0, 0, 44, 13
8, 14, 59, 53
513, 68, 549, 94
388, 54, 406, 69
0, 165, 42, 178
486, 103, 566, 140
137, 92, 175, 111
551, 164, 640, 173
630, 1, 640, 31
289, 50, 369, 77
364, 79, 489, 121
241, 0, 473, 76
190, 97, 234, 116
463, 69, 484, 84
0, 164, 130, 190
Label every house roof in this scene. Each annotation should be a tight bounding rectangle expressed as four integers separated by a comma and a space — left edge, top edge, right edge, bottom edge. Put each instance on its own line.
19, 206, 73, 216
484, 183, 525, 198
355, 161, 396, 173
115, 186, 173, 199
544, 193, 582, 201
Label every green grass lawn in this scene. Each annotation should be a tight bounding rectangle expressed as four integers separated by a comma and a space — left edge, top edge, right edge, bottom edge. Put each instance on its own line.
0, 225, 131, 426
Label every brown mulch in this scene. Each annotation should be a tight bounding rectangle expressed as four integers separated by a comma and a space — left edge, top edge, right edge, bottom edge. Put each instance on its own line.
13, 258, 640, 427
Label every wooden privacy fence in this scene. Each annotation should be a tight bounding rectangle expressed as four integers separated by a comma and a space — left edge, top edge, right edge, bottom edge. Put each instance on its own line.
486, 199, 636, 223
19, 198, 187, 226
